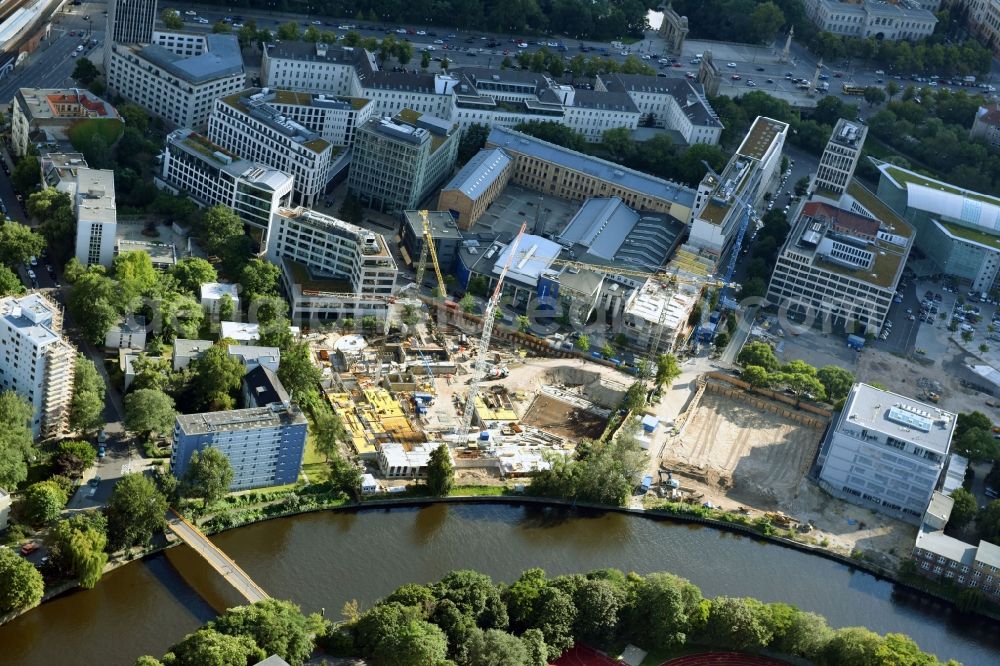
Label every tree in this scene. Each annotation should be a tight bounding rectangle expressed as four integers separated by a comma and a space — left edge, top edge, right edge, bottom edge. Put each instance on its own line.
886, 80, 900, 100
312, 409, 348, 462
953, 427, 999, 462
516, 315, 531, 333
602, 127, 637, 163
794, 176, 810, 197
573, 578, 624, 644
948, 488, 978, 530
0, 221, 45, 267
212, 20, 232, 33
67, 267, 119, 344
956, 411, 992, 439
863, 86, 886, 107
749, 2, 785, 43
623, 382, 646, 412
171, 257, 218, 295
458, 123, 491, 166
705, 596, 774, 650
123, 389, 177, 439
0, 390, 36, 490
817, 365, 854, 402
71, 56, 99, 85
23, 481, 67, 525
426, 444, 453, 496
770, 608, 832, 659
329, 452, 363, 498
421, 50, 431, 70
105, 472, 168, 552
505, 567, 548, 631
820, 626, 883, 666
49, 511, 108, 588
276, 22, 301, 41
114, 250, 158, 307
576, 335, 590, 352
180, 448, 234, 505
0, 547, 44, 614
163, 628, 266, 666
240, 258, 280, 300
465, 628, 529, 666
210, 599, 316, 666
532, 586, 576, 655
714, 332, 730, 349
161, 9, 183, 29
218, 293, 236, 322
460, 293, 476, 313
355, 602, 449, 666
53, 440, 98, 478
70, 354, 106, 434
0, 265, 24, 297
737, 341, 779, 371
189, 342, 246, 410
278, 341, 320, 401
29, 187, 75, 265
655, 353, 681, 387
628, 572, 704, 650
12, 155, 41, 192
199, 206, 245, 258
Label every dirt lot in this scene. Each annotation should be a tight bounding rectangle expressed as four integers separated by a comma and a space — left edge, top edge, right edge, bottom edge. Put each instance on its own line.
522, 394, 606, 441
664, 392, 821, 506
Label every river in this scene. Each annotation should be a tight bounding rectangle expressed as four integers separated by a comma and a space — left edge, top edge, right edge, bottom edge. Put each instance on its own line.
3, 503, 999, 665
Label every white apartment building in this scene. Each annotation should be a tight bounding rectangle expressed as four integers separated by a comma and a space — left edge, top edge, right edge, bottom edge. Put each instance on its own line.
599, 74, 723, 145
689, 116, 788, 264
0, 294, 76, 439
158, 128, 294, 232
817, 383, 955, 524
74, 168, 117, 268
233, 88, 374, 147
200, 282, 240, 315
261, 42, 370, 97
766, 195, 914, 334
815, 119, 868, 196
803, 0, 937, 40
348, 110, 459, 213
208, 89, 335, 207
106, 32, 245, 129
41, 153, 88, 198
266, 207, 398, 323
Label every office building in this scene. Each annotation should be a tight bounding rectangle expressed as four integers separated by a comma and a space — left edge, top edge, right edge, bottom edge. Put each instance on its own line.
621, 278, 702, 352
106, 33, 245, 129
911, 491, 1000, 603
171, 403, 307, 491
767, 195, 913, 334
231, 87, 374, 148
400, 210, 465, 274
209, 89, 335, 207
874, 160, 1000, 294
689, 116, 787, 263
802, 0, 937, 41
377, 442, 441, 478
158, 128, 294, 232
816, 383, 955, 524
0, 294, 76, 438
74, 168, 117, 268
11, 88, 119, 157
486, 126, 696, 223
970, 102, 1000, 151
348, 110, 458, 213
815, 119, 867, 196
105, 0, 158, 46
436, 147, 512, 229
599, 74, 723, 145
266, 207, 398, 323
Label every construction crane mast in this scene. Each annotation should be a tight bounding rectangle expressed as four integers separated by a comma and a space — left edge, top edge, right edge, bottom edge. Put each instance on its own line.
414, 210, 448, 299
701, 159, 762, 303
456, 223, 527, 444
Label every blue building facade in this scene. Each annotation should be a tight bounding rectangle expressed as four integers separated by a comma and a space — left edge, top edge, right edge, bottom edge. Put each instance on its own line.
171, 404, 308, 491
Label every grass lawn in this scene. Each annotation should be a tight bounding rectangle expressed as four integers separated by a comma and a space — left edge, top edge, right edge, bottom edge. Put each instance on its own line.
299, 425, 331, 484
68, 118, 124, 151
448, 485, 509, 497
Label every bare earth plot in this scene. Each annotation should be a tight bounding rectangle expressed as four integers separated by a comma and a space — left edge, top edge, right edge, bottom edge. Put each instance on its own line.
665, 392, 821, 507
522, 394, 606, 441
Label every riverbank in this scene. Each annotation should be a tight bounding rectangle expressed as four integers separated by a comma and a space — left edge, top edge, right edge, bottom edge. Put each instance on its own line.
5, 492, 998, 631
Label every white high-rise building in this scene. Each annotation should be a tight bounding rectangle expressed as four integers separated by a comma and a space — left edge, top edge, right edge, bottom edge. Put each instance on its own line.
74, 168, 117, 268
815, 119, 867, 196
208, 90, 335, 207
266, 207, 397, 323
0, 294, 76, 439
105, 0, 158, 48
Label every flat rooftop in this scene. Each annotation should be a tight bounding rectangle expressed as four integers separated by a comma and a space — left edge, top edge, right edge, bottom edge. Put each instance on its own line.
138, 33, 243, 84
736, 116, 788, 161
222, 92, 330, 154
402, 210, 463, 241
275, 207, 392, 259
841, 383, 955, 455
176, 404, 305, 435
75, 168, 116, 224
486, 126, 695, 208
0, 294, 61, 347
15, 88, 118, 122
440, 147, 511, 200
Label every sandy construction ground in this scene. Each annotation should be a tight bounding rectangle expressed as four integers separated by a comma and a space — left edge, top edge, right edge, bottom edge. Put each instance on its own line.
664, 392, 821, 506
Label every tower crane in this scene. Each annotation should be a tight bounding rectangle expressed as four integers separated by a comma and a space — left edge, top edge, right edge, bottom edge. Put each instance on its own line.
456, 223, 527, 444
414, 209, 448, 300
700, 159, 762, 303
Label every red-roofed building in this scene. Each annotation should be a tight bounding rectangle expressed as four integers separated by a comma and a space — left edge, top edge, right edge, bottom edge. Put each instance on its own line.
11, 87, 120, 157
971, 103, 1000, 152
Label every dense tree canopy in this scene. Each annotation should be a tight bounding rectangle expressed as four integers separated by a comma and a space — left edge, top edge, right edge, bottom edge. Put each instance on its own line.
0, 547, 44, 614
124, 389, 177, 439
70, 355, 107, 434
105, 473, 168, 552
0, 390, 36, 490
49, 511, 109, 588
180, 447, 234, 505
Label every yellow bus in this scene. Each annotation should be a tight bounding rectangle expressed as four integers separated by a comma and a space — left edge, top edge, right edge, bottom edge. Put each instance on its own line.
842, 83, 866, 95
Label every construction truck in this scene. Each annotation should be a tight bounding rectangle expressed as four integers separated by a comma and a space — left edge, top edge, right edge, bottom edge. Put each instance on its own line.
484, 364, 509, 380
